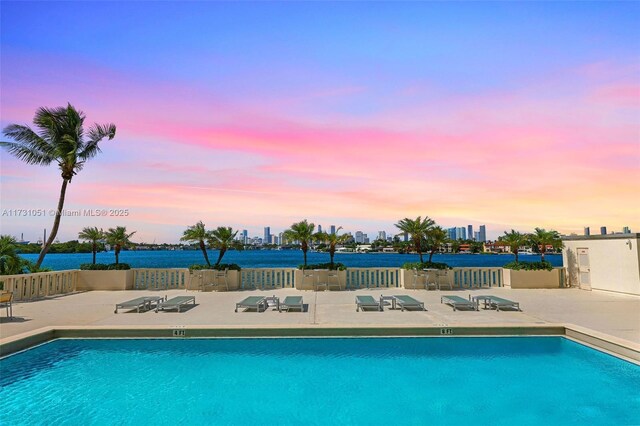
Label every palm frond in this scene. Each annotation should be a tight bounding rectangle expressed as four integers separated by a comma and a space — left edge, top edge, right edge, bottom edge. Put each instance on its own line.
0, 141, 54, 165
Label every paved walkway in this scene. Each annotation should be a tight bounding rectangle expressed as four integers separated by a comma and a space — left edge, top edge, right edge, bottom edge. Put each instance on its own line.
1, 287, 638, 343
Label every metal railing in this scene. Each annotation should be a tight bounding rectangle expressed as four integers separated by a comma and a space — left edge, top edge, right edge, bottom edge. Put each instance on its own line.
133, 268, 189, 290
346, 268, 401, 289
240, 268, 295, 289
0, 270, 78, 301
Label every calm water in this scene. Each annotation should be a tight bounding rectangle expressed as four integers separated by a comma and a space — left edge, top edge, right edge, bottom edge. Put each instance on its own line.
20, 250, 562, 270
0, 337, 638, 425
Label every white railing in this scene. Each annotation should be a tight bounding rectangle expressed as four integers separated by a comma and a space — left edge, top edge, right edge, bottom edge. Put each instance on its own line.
241, 268, 296, 289
0, 270, 78, 301
452, 267, 503, 288
346, 268, 401, 289
133, 268, 189, 290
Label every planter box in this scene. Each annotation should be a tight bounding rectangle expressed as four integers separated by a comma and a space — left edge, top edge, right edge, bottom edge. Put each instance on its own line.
294, 270, 347, 290
188, 270, 241, 291
503, 268, 562, 289
77, 270, 133, 291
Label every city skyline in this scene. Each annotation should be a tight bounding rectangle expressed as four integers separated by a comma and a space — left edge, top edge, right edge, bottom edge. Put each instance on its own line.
1, 2, 639, 243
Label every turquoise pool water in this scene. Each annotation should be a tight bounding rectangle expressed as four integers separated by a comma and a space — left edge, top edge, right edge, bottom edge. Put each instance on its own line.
1, 337, 638, 425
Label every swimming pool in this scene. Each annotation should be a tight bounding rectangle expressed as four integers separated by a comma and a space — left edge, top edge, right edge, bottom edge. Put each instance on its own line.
1, 337, 638, 425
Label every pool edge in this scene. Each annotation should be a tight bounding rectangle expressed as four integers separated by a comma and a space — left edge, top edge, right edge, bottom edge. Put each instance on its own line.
1, 324, 639, 363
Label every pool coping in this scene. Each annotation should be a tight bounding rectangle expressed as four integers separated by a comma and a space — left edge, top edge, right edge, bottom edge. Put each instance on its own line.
1, 323, 639, 364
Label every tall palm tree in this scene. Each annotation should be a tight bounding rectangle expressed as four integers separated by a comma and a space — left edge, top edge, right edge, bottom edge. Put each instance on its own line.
0, 235, 26, 275
314, 227, 349, 267
394, 216, 435, 263
105, 226, 136, 265
78, 227, 104, 265
498, 230, 529, 264
180, 221, 212, 266
530, 228, 562, 262
1, 104, 116, 268
425, 226, 449, 262
283, 220, 315, 266
207, 227, 239, 266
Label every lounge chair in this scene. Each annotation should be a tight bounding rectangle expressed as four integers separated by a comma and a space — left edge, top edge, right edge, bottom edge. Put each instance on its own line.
115, 296, 164, 313
235, 296, 267, 312
355, 295, 382, 311
156, 296, 196, 313
487, 296, 521, 311
441, 295, 477, 311
279, 296, 304, 312
393, 295, 425, 311
0, 292, 13, 320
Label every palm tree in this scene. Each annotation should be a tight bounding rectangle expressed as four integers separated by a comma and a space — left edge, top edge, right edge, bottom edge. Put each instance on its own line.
315, 227, 349, 267
425, 226, 449, 262
394, 216, 435, 263
1, 104, 116, 268
78, 227, 104, 265
105, 226, 136, 265
530, 228, 562, 262
208, 227, 239, 266
498, 230, 529, 264
0, 236, 26, 275
180, 221, 212, 266
283, 220, 315, 266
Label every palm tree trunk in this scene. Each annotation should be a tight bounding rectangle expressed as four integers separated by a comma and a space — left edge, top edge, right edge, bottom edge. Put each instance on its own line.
330, 249, 335, 267
429, 250, 434, 263
303, 248, 308, 266
92, 242, 97, 264
35, 179, 69, 268
514, 249, 519, 264
541, 247, 545, 263
115, 246, 120, 264
216, 247, 226, 266
200, 241, 211, 266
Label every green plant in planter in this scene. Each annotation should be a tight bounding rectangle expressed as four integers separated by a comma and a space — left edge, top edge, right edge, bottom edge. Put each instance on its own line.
530, 228, 562, 262
298, 262, 346, 271
105, 226, 136, 265
402, 261, 451, 270
504, 261, 553, 271
208, 227, 240, 266
181, 221, 212, 267
78, 227, 104, 265
314, 227, 350, 267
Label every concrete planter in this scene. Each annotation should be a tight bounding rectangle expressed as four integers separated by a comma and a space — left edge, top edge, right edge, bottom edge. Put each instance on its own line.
77, 270, 133, 291
503, 268, 562, 289
294, 269, 347, 290
188, 270, 241, 291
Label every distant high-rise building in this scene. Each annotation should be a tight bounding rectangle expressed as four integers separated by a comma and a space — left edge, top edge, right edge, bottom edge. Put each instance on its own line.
479, 225, 486, 242
623, 226, 631, 234
378, 231, 386, 241
364, 235, 370, 244
468, 225, 474, 240
355, 231, 364, 244
263, 227, 271, 245
600, 226, 607, 235
456, 227, 466, 240
330, 225, 336, 235
447, 228, 456, 240
318, 225, 322, 233
403, 232, 409, 242
242, 229, 248, 244
474, 231, 480, 241
584, 227, 590, 236
279, 232, 284, 245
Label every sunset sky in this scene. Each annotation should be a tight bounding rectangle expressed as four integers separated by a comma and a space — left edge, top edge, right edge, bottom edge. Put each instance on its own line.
1, 2, 639, 243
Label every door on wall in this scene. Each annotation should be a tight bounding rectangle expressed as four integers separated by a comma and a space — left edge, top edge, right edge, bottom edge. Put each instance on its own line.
577, 248, 591, 290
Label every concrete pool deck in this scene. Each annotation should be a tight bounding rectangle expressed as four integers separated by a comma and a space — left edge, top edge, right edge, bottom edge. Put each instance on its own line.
1, 287, 638, 343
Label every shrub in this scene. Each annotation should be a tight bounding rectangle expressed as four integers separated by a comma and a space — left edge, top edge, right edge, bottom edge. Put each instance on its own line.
188, 263, 241, 271
80, 263, 131, 270
504, 261, 553, 271
108, 263, 131, 270
298, 263, 346, 270
80, 263, 109, 270
402, 261, 451, 270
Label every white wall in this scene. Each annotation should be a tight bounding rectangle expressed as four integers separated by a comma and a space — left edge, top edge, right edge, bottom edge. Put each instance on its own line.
563, 235, 640, 295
